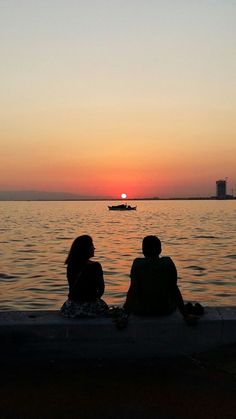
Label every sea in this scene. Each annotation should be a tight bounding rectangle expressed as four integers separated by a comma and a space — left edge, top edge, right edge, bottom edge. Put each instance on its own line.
0, 200, 235, 311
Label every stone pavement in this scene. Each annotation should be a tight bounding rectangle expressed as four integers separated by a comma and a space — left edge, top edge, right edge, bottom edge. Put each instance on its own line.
1, 343, 236, 419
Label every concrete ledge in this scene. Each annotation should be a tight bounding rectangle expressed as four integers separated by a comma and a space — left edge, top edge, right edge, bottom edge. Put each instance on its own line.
1, 307, 236, 359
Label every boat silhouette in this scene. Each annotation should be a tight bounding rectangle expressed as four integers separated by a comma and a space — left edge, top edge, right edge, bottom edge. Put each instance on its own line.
108, 203, 137, 211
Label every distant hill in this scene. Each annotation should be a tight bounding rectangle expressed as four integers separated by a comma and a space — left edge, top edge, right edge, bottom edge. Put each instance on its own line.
0, 190, 107, 201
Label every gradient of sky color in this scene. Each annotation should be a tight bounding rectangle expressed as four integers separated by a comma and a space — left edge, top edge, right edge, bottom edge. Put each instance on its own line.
1, 0, 236, 198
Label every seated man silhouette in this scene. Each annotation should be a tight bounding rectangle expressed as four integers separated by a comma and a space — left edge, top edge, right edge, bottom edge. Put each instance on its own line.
124, 235, 186, 316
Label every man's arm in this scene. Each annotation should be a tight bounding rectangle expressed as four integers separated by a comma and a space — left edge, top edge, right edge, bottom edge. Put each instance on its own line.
168, 258, 186, 316
124, 260, 138, 313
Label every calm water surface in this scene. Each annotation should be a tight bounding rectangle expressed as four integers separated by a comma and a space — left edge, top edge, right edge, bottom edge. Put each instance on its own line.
0, 200, 235, 310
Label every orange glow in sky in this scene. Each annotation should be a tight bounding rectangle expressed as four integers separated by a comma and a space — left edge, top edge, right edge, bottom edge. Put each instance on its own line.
0, 1, 236, 198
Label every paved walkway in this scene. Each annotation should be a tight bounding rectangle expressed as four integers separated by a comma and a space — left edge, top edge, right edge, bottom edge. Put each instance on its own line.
1, 343, 236, 419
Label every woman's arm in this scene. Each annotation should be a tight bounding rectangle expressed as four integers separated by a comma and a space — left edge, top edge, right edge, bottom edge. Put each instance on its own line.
94, 262, 105, 297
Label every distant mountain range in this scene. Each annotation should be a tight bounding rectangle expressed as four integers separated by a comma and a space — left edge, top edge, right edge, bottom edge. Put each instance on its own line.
1, 190, 234, 201
0, 190, 110, 201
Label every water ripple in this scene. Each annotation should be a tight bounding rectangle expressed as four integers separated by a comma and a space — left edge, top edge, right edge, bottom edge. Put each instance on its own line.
223, 254, 236, 259
0, 273, 18, 281
55, 236, 72, 240
184, 266, 206, 271
193, 235, 218, 239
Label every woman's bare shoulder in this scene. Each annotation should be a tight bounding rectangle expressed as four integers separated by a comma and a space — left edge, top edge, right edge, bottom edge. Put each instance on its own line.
87, 260, 102, 269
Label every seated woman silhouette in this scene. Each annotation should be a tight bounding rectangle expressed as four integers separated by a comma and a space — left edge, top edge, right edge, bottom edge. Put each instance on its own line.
60, 235, 108, 318
124, 235, 186, 316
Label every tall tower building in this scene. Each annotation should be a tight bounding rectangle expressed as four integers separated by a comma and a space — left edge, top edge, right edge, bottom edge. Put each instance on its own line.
216, 179, 226, 199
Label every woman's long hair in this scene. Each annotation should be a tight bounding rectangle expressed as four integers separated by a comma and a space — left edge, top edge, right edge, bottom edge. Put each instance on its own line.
65, 235, 93, 265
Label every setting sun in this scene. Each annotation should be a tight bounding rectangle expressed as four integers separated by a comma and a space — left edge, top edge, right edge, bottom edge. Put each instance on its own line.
121, 193, 127, 199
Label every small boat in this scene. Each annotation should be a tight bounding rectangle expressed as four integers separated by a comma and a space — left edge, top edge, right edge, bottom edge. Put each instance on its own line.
108, 204, 137, 211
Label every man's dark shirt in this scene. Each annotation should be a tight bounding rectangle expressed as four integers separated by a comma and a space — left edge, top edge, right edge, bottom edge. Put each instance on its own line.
124, 256, 178, 315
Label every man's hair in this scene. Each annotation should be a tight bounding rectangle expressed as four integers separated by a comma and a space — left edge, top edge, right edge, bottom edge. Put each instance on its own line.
142, 235, 162, 257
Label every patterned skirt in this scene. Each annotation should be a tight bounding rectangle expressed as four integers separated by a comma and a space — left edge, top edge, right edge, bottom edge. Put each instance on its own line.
60, 298, 108, 319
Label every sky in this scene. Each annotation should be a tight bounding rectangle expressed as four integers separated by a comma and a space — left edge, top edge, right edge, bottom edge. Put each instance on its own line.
0, 0, 236, 198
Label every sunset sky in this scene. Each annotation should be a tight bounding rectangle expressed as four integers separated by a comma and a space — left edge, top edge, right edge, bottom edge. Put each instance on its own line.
1, 0, 236, 198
